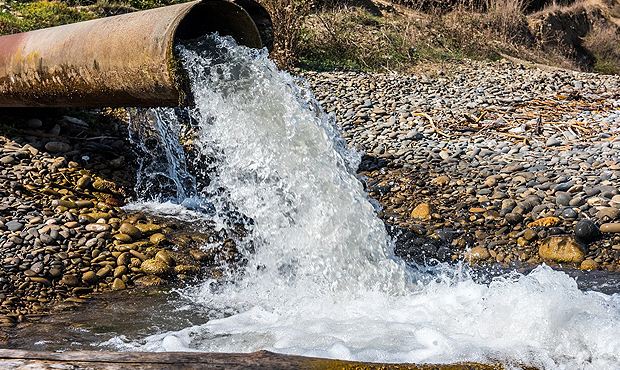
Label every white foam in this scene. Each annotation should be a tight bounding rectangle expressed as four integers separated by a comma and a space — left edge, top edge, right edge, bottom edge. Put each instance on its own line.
106, 265, 620, 369
109, 35, 620, 369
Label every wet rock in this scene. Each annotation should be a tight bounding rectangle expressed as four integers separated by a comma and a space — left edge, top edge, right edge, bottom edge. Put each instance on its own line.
60, 274, 79, 287
96, 266, 112, 278
29, 277, 51, 286
140, 259, 170, 275
149, 233, 166, 245
580, 259, 599, 271
190, 249, 210, 262
81, 271, 98, 284
538, 236, 584, 263
76, 176, 92, 189
113, 265, 127, 278
134, 275, 164, 287
111, 278, 126, 291
113, 233, 133, 243
119, 223, 142, 240
155, 250, 173, 266
75, 200, 94, 209
464, 246, 490, 262
174, 264, 200, 275
574, 219, 599, 242
135, 223, 162, 235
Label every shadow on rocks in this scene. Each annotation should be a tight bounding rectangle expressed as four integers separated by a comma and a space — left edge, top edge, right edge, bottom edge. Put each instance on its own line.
0, 108, 137, 196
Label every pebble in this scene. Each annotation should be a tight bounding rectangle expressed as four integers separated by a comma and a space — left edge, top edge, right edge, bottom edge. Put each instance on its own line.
81, 271, 98, 284
119, 223, 142, 239
410, 203, 431, 220
85, 223, 111, 232
600, 223, 620, 233
538, 236, 585, 263
44, 141, 71, 153
574, 219, 599, 242
5, 220, 23, 232
580, 259, 599, 270
464, 246, 490, 262
112, 278, 126, 291
141, 259, 170, 275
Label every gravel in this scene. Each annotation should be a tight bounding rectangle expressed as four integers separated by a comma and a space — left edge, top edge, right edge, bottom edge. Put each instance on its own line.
304, 59, 620, 271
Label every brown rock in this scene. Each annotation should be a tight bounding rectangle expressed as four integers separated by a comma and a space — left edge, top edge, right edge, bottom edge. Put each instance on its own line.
85, 223, 111, 232
600, 223, 620, 233
528, 217, 561, 228
141, 259, 170, 275
113, 265, 127, 278
580, 259, 599, 271
96, 266, 112, 278
60, 274, 79, 287
464, 246, 490, 262
538, 236, 584, 263
111, 278, 126, 291
155, 250, 173, 266
149, 233, 166, 245
431, 175, 450, 186
81, 271, 98, 284
114, 233, 133, 243
410, 203, 431, 220
135, 223, 162, 235
119, 223, 142, 239
134, 276, 164, 287
174, 264, 200, 275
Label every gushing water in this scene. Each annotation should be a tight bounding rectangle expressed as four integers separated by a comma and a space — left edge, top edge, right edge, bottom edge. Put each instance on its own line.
112, 35, 620, 369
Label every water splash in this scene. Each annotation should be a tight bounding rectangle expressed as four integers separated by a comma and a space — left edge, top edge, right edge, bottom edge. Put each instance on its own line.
117, 35, 620, 369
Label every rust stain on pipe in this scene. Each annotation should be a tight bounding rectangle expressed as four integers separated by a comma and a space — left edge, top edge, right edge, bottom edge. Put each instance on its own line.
0, 0, 272, 108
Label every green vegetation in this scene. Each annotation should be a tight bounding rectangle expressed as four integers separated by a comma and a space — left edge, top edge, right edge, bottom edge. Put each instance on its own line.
0, 0, 618, 74
0, 0, 188, 35
0, 1, 94, 34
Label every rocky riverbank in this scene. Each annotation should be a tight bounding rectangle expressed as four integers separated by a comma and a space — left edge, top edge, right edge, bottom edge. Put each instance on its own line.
305, 59, 620, 272
0, 111, 239, 328
1, 57, 620, 333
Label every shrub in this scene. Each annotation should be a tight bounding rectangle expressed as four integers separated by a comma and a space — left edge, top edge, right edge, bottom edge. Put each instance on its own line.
584, 23, 620, 74
258, 0, 313, 68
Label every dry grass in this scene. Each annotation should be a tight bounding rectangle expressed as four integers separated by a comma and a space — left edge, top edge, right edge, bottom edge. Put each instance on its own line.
584, 22, 620, 73
258, 0, 312, 68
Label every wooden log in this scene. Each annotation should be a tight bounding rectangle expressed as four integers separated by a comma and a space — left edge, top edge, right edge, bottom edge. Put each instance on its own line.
0, 349, 514, 370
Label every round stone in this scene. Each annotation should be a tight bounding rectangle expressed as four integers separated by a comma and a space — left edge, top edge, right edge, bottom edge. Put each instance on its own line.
119, 223, 142, 239
140, 259, 170, 276
580, 259, 599, 271
574, 219, 599, 243
538, 236, 585, 263
561, 208, 577, 219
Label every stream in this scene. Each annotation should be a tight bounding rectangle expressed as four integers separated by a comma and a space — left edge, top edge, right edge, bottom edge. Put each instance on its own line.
11, 34, 620, 369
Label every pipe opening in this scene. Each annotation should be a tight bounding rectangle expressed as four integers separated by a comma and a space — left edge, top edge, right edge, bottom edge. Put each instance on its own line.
174, 1, 263, 49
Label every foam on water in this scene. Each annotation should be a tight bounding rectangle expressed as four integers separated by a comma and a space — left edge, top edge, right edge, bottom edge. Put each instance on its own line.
114, 35, 620, 369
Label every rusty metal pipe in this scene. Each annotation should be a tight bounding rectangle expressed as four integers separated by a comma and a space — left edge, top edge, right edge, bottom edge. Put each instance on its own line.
0, 0, 272, 108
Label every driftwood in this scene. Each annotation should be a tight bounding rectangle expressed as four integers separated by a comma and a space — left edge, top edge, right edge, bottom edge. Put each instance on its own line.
0, 349, 512, 370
